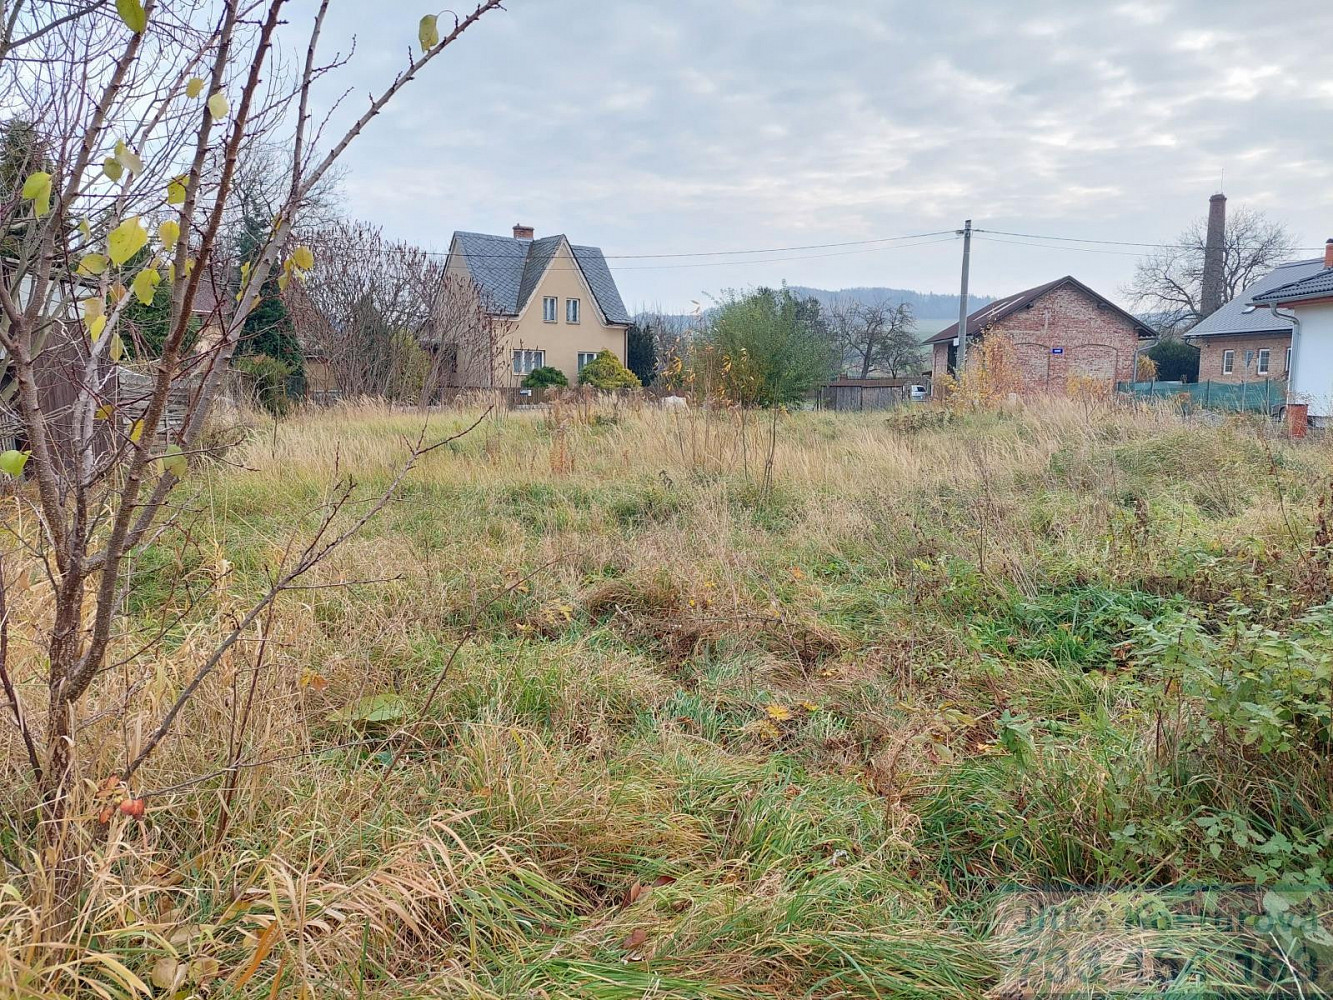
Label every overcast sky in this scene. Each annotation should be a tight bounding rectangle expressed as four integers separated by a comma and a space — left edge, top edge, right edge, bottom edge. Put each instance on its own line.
287, 1, 1333, 313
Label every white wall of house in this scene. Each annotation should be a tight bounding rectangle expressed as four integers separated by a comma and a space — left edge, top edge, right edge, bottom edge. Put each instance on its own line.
1291, 301, 1333, 419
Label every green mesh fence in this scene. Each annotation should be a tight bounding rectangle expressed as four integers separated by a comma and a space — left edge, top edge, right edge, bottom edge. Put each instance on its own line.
1116, 379, 1286, 415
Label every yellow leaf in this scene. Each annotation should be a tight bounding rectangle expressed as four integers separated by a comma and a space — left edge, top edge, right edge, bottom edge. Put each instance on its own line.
752, 720, 782, 741
102, 156, 124, 182
129, 419, 144, 442
158, 219, 180, 251
95, 403, 115, 421
21, 171, 51, 218
131, 267, 160, 306
418, 14, 440, 51
162, 443, 187, 479
186, 77, 205, 99
108, 217, 148, 266
87, 315, 107, 341
81, 297, 104, 322
0, 450, 29, 476
276, 270, 290, 292
110, 332, 125, 363
765, 704, 793, 722
79, 217, 92, 241
800, 701, 819, 712
115, 0, 147, 32
113, 140, 144, 176
789, 566, 806, 580
77, 253, 108, 276
291, 244, 314, 271
167, 175, 188, 205
207, 91, 229, 120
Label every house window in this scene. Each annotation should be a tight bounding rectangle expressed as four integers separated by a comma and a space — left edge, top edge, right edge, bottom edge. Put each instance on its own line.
542, 297, 557, 323
577, 351, 598, 372
1286, 346, 1292, 374
512, 349, 544, 375
566, 298, 580, 324
1244, 349, 1255, 371
1221, 350, 1234, 375
1257, 349, 1270, 375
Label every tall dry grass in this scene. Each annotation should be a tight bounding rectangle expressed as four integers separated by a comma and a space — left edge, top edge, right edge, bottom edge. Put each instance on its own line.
2, 396, 1330, 997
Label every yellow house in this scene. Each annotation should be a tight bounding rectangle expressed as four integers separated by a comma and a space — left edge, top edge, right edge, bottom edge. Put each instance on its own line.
442, 225, 631, 387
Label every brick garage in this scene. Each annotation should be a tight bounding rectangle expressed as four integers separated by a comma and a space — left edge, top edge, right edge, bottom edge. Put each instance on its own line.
928, 276, 1154, 396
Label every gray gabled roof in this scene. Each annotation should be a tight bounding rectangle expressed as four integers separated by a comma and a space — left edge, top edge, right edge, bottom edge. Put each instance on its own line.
516, 236, 563, 317
926, 275, 1153, 344
449, 230, 631, 325
1252, 259, 1333, 307
570, 244, 630, 325
450, 231, 529, 314
1187, 258, 1327, 337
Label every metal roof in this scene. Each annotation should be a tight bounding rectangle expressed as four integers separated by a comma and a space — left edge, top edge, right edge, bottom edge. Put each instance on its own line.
1186, 258, 1326, 336
925, 275, 1153, 344
1252, 261, 1333, 307
449, 230, 630, 325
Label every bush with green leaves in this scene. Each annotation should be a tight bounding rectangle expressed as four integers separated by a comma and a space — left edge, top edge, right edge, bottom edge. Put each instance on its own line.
577, 350, 640, 390
234, 353, 294, 416
522, 365, 569, 389
1146, 337, 1201, 382
707, 286, 834, 407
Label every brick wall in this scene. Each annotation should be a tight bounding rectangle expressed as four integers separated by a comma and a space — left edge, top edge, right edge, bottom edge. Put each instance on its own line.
930, 283, 1145, 396
1190, 332, 1290, 383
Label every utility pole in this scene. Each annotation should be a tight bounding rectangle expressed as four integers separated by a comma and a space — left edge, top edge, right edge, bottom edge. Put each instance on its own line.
955, 220, 972, 377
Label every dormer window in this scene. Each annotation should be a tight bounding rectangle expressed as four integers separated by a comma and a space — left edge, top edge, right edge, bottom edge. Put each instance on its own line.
542, 297, 557, 323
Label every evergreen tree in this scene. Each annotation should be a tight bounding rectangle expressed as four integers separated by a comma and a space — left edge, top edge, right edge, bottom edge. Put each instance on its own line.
626, 321, 658, 386
235, 213, 304, 376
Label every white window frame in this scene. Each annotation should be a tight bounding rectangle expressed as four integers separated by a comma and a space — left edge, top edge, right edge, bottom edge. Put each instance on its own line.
512, 349, 545, 375
542, 297, 557, 323
1244, 349, 1255, 371
566, 297, 581, 324
1221, 350, 1234, 375
1256, 348, 1270, 375
577, 351, 598, 372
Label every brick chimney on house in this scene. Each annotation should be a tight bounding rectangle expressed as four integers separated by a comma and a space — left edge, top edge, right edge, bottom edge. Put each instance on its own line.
1200, 193, 1226, 318
1325, 238, 1333, 269
513, 224, 534, 240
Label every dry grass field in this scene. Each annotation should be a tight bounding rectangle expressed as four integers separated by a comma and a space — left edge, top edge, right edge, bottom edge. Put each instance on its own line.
3, 397, 1333, 998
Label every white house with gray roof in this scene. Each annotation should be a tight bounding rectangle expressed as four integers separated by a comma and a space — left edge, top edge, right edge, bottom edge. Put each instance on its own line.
1250, 241, 1333, 421
441, 225, 631, 388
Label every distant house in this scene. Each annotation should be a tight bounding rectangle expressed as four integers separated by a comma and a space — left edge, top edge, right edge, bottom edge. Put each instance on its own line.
926, 275, 1154, 396
1184, 256, 1328, 384
441, 225, 631, 387
1250, 240, 1333, 421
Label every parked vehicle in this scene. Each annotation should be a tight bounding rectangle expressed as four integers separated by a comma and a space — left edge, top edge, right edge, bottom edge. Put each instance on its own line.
907, 384, 929, 401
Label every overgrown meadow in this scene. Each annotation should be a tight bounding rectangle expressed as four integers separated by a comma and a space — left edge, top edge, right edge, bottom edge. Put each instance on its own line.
3, 398, 1333, 998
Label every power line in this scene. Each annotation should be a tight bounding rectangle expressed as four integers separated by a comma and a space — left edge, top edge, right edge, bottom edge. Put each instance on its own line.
976, 227, 1327, 254
973, 234, 1151, 258
330, 233, 962, 271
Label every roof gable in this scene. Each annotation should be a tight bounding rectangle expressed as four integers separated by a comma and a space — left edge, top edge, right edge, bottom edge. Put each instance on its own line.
1187, 258, 1325, 337
448, 230, 630, 326
926, 276, 1152, 344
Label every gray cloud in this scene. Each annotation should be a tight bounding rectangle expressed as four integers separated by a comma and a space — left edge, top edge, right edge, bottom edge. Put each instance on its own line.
287, 0, 1333, 310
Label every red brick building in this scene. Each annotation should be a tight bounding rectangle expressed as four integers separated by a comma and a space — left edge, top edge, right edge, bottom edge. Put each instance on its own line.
927, 276, 1154, 396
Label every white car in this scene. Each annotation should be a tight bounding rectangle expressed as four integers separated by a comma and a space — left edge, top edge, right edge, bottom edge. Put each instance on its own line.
906, 384, 929, 401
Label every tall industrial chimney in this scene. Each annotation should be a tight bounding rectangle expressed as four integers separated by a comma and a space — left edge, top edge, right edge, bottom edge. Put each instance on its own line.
1201, 193, 1226, 318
